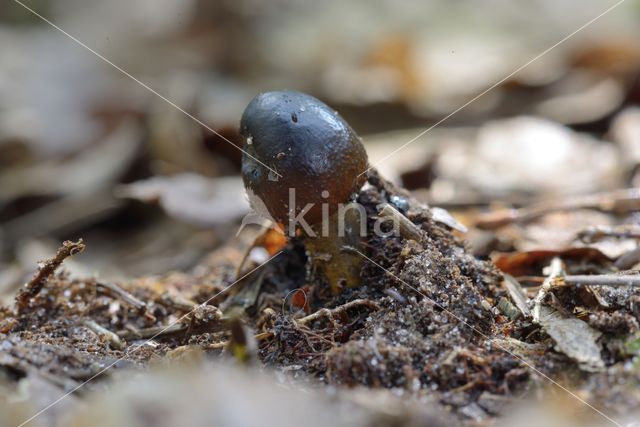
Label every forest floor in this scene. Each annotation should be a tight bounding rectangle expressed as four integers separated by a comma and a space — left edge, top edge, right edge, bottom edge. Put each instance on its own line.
2, 170, 639, 427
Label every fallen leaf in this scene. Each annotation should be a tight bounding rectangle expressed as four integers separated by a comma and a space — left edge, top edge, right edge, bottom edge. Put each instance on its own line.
502, 275, 531, 318
116, 173, 250, 227
538, 305, 604, 372
493, 248, 611, 277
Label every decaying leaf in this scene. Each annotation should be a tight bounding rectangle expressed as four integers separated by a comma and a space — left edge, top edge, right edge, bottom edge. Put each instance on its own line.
538, 305, 604, 372
3, 4, 640, 426
611, 107, 640, 167
461, 117, 619, 195
534, 71, 625, 124
116, 174, 250, 226
493, 247, 611, 277
0, 120, 143, 201
502, 275, 531, 318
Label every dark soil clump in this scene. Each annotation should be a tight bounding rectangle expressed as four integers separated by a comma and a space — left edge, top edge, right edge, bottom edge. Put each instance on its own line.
257, 172, 527, 420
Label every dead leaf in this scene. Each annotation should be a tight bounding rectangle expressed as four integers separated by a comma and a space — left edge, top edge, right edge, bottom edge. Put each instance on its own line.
534, 71, 624, 124
494, 248, 611, 277
0, 120, 142, 201
610, 107, 640, 167
467, 117, 619, 195
502, 275, 531, 318
116, 174, 250, 227
538, 305, 604, 372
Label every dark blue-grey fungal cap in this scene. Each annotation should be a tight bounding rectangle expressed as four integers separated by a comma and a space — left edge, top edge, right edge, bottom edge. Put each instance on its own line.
240, 91, 368, 225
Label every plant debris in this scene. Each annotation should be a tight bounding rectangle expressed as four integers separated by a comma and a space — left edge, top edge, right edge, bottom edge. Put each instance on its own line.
3, 5, 640, 424
14, 239, 85, 314
537, 305, 604, 372
2, 169, 640, 425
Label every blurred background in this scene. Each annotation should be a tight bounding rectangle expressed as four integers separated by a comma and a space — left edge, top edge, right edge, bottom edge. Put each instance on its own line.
1, 0, 640, 297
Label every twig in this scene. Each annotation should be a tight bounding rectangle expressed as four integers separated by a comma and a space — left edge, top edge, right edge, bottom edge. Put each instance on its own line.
296, 298, 380, 326
83, 319, 125, 350
297, 308, 336, 328
96, 281, 147, 310
118, 317, 229, 341
254, 331, 274, 341
518, 273, 640, 288
378, 204, 423, 242
475, 188, 640, 229
161, 293, 198, 311
118, 323, 186, 340
15, 239, 85, 313
576, 224, 640, 243
564, 274, 640, 288
532, 258, 565, 323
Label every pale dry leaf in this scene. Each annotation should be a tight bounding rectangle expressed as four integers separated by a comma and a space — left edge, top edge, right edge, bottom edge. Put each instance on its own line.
116, 174, 250, 227
538, 305, 604, 372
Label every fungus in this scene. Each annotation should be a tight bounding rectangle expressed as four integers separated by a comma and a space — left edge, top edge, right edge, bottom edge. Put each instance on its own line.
240, 91, 369, 293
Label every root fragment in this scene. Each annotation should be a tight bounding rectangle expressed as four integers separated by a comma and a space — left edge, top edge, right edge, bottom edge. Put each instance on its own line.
296, 299, 380, 327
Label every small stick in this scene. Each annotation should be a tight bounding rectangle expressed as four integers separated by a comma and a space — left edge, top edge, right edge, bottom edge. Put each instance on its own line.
564, 274, 640, 288
83, 319, 125, 350
254, 331, 274, 341
15, 239, 85, 313
296, 298, 380, 326
576, 224, 640, 243
517, 273, 640, 288
378, 204, 423, 242
297, 308, 336, 328
475, 188, 640, 229
532, 258, 564, 323
96, 281, 147, 310
118, 318, 229, 341
161, 293, 198, 311
118, 323, 187, 341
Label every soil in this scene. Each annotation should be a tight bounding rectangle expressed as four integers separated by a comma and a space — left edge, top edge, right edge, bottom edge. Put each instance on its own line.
1, 171, 640, 425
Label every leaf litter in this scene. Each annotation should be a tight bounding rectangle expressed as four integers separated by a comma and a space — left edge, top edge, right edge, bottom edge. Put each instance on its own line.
2, 6, 640, 424
2, 168, 640, 425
